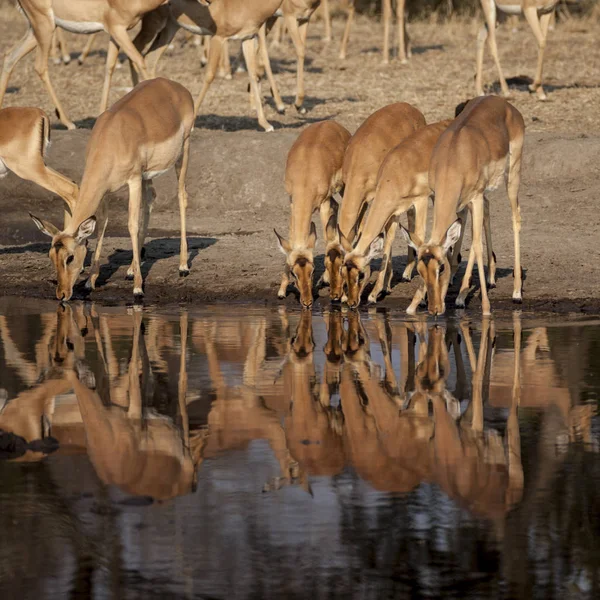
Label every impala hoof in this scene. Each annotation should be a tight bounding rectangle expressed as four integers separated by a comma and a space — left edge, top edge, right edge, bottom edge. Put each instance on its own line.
512, 296, 523, 305
125, 273, 134, 281
263, 125, 275, 133
296, 105, 307, 115
179, 268, 190, 278
367, 294, 378, 305
133, 289, 144, 301
488, 282, 497, 289
277, 292, 286, 300
401, 276, 411, 283
276, 105, 286, 115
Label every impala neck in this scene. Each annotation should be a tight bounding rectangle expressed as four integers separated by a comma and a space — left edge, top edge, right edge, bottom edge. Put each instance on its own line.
429, 183, 463, 246
289, 193, 315, 249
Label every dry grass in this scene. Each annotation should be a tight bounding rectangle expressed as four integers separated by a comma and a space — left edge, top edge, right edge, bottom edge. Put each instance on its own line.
0, 8, 599, 136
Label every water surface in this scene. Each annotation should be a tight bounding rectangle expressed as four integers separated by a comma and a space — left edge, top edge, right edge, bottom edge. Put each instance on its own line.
0, 298, 599, 599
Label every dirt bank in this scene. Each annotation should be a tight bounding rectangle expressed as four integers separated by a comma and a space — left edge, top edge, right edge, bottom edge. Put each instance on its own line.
1, 128, 599, 313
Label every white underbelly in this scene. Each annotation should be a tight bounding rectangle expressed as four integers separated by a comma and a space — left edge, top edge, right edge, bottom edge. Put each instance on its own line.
0, 158, 8, 179
143, 168, 170, 180
54, 18, 105, 35
496, 4, 522, 15
178, 21, 213, 36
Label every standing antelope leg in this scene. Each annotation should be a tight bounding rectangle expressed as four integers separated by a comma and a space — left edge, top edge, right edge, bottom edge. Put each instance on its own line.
108, 25, 150, 81
507, 136, 524, 303
52, 29, 70, 65
127, 178, 144, 296
99, 40, 120, 114
176, 136, 191, 276
218, 40, 232, 80
284, 14, 308, 113
368, 219, 398, 304
382, 0, 392, 64
194, 36, 223, 117
78, 33, 98, 65
278, 264, 291, 299
339, 3, 355, 59
471, 197, 491, 315
0, 29, 38, 108
258, 24, 286, 114
321, 0, 332, 42
523, 7, 552, 100
483, 195, 496, 287
242, 36, 274, 132
477, 0, 510, 97
86, 200, 109, 291
397, 0, 410, 63
317, 198, 335, 286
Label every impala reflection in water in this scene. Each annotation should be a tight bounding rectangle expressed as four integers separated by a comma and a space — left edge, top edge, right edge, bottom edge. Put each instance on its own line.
0, 299, 598, 599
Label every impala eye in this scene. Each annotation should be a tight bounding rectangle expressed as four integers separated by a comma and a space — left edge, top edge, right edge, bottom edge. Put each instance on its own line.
66, 255, 74, 265
439, 264, 445, 275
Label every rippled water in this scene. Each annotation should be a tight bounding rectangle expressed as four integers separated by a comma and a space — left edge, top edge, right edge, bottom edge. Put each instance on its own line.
0, 297, 599, 599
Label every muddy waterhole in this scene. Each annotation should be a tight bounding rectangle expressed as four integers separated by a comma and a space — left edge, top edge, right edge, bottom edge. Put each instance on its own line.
0, 298, 599, 599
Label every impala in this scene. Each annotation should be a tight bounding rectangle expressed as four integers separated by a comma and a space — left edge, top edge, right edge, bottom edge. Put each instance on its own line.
274, 120, 351, 307
30, 78, 195, 300
400, 95, 525, 316
0, 106, 78, 224
0, 0, 171, 129
476, 0, 558, 100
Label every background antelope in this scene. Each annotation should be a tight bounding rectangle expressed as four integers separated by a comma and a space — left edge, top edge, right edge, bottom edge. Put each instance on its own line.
275, 119, 351, 307
401, 95, 525, 316
0, 0, 170, 129
476, 0, 558, 100
0, 106, 78, 223
30, 78, 195, 300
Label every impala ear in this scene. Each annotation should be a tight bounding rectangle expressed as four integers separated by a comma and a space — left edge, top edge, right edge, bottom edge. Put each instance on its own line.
399, 225, 422, 251
74, 217, 96, 244
274, 228, 291, 254
307, 221, 317, 250
365, 234, 385, 262
337, 226, 353, 253
441, 219, 462, 253
30, 213, 59, 238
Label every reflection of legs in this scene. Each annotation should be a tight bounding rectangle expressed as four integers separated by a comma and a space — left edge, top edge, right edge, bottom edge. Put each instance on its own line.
506, 311, 523, 505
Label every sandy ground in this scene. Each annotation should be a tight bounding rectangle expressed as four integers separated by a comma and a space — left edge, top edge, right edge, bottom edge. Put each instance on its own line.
0, 9, 599, 312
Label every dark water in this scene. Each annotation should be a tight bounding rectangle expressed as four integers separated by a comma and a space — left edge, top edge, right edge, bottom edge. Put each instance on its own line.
0, 297, 599, 600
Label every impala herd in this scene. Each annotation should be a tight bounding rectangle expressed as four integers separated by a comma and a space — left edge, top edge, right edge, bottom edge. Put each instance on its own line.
0, 0, 568, 313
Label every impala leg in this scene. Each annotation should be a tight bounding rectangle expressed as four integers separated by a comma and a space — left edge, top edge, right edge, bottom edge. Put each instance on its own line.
78, 33, 97, 65
138, 179, 155, 262
321, 0, 332, 42
524, 7, 552, 100
108, 25, 149, 81
339, 3, 355, 59
0, 28, 37, 107
507, 136, 524, 303
478, 0, 510, 97
471, 198, 491, 315
318, 198, 335, 286
369, 219, 398, 304
398, 0, 410, 63
475, 24, 488, 96
219, 40, 232, 80
406, 281, 427, 315
176, 136, 191, 276
483, 195, 496, 288
258, 23, 285, 114
285, 15, 308, 113
145, 17, 179, 77
382, 0, 392, 64
450, 206, 468, 286
129, 11, 167, 88
402, 208, 416, 282
194, 36, 223, 117
242, 37, 273, 133
278, 263, 291, 299
86, 200, 109, 291
127, 178, 144, 297
99, 40, 119, 114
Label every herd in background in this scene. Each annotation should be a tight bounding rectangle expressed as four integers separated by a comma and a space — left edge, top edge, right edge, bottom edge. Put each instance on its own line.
1, 302, 595, 512
0, 0, 567, 313
0, 1, 559, 130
